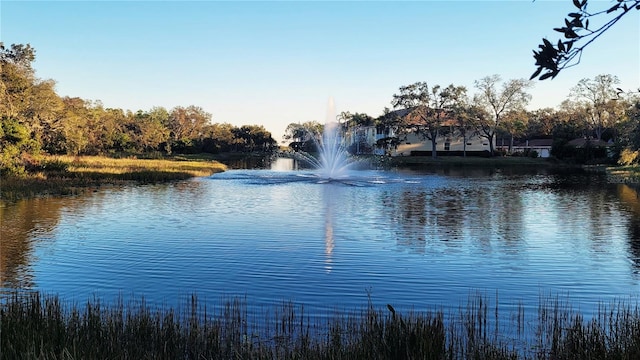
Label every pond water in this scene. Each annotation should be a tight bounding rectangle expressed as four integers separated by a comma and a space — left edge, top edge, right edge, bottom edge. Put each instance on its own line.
2, 158, 640, 318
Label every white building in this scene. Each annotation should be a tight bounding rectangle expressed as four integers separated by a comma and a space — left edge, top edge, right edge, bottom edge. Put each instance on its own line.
392, 131, 492, 156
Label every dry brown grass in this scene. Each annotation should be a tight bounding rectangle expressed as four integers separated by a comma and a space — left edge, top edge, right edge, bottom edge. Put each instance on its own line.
1, 155, 226, 201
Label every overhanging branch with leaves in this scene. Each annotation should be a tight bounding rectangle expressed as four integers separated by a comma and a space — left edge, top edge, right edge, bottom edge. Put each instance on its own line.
531, 0, 640, 81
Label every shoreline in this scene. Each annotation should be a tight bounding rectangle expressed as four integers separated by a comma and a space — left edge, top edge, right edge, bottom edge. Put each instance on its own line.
3, 154, 637, 202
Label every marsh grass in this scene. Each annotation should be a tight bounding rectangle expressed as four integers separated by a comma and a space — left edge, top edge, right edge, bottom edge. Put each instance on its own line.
1, 155, 226, 201
54, 155, 227, 179
2, 293, 640, 359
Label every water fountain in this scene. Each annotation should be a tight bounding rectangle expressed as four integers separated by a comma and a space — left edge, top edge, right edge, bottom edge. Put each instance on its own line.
295, 97, 357, 180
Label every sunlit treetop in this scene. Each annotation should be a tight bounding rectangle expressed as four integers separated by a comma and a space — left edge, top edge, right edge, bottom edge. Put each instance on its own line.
0, 42, 35, 70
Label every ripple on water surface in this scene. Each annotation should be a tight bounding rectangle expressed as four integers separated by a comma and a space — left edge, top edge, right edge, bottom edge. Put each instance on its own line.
1, 169, 639, 318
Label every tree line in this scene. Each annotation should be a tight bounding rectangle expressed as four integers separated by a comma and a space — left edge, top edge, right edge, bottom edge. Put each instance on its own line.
0, 43, 278, 175
285, 74, 640, 162
4, 40, 640, 176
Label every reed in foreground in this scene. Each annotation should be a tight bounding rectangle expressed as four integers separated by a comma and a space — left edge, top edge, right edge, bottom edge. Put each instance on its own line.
2, 292, 640, 359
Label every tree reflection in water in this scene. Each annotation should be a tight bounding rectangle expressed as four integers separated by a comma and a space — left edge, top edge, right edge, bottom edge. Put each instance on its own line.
1, 198, 65, 291
617, 184, 640, 275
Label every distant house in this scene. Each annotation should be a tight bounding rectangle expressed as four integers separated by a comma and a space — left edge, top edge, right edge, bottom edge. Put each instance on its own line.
567, 137, 615, 158
342, 122, 493, 157
343, 125, 378, 154
496, 138, 553, 158
341, 107, 495, 157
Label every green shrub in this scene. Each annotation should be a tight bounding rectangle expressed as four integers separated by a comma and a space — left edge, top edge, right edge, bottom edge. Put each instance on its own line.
0, 144, 26, 176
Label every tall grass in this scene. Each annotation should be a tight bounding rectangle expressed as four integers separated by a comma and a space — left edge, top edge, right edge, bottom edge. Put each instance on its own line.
1, 155, 227, 201
2, 292, 640, 359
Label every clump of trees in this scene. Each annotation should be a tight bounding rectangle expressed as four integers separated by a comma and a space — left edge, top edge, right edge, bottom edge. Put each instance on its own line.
284, 73, 639, 164
0, 43, 278, 176
391, 82, 468, 158
283, 121, 324, 153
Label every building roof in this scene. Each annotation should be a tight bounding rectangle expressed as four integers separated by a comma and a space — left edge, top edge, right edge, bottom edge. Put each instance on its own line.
524, 139, 553, 147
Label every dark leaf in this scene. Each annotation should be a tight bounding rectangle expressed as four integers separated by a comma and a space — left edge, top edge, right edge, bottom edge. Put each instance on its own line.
585, 19, 589, 29
558, 40, 565, 52
530, 67, 543, 80
580, 0, 587, 7
572, 18, 584, 28
623, 3, 628, 11
565, 18, 572, 27
573, 0, 581, 8
636, 4, 640, 10
540, 72, 555, 80
543, 38, 552, 48
607, 3, 620, 13
543, 45, 559, 57
566, 41, 573, 51
554, 27, 566, 33
565, 29, 579, 39
568, 12, 581, 18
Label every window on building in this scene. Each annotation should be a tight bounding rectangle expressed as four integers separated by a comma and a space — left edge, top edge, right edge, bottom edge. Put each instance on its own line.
444, 142, 450, 151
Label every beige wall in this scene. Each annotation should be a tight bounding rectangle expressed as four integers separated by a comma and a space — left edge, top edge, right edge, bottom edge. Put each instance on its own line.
392, 132, 492, 156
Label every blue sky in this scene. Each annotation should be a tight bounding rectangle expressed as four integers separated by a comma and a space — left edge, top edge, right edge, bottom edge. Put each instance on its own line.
2, 1, 639, 143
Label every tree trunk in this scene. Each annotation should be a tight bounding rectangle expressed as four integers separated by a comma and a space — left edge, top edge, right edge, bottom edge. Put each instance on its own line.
431, 137, 437, 158
463, 133, 467, 158
595, 125, 603, 141
489, 133, 495, 156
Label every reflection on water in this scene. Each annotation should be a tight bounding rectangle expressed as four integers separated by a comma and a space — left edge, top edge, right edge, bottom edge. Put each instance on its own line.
322, 185, 336, 272
1, 198, 66, 290
219, 155, 304, 170
219, 156, 273, 170
617, 184, 640, 271
2, 167, 640, 316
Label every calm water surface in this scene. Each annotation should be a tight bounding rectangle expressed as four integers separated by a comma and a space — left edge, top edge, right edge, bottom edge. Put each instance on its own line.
2, 159, 640, 317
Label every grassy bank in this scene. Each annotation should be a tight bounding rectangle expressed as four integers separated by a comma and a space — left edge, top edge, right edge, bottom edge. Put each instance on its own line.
2, 293, 640, 359
1, 155, 227, 202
